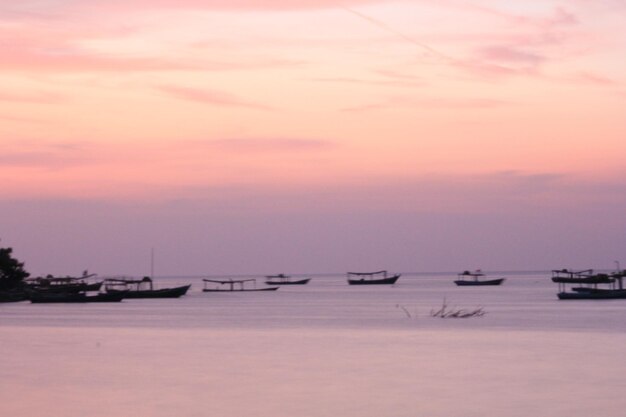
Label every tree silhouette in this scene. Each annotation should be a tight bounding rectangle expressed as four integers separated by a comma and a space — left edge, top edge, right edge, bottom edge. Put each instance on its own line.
0, 246, 30, 291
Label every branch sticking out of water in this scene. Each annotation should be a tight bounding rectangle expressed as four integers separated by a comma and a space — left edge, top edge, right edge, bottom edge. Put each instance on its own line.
430, 297, 486, 319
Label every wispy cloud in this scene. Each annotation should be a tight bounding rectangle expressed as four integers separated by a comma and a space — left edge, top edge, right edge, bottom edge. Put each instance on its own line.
342, 6, 452, 62
0, 141, 93, 170
0, 90, 66, 104
569, 71, 618, 86
309, 76, 423, 88
342, 96, 511, 112
185, 138, 333, 153
478, 45, 546, 66
81, 0, 384, 12
155, 85, 273, 110
1, 0, 386, 18
337, 4, 563, 82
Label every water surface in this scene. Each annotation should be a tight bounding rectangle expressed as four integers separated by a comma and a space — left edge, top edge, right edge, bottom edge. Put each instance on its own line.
2, 273, 625, 417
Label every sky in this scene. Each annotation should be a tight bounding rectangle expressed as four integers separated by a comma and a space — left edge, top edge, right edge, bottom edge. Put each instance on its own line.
1, 0, 626, 276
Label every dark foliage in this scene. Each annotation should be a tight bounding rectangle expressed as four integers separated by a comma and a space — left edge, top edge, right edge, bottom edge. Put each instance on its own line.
0, 246, 30, 290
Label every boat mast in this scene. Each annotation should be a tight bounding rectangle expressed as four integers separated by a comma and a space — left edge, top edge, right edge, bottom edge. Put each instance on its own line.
150, 247, 155, 279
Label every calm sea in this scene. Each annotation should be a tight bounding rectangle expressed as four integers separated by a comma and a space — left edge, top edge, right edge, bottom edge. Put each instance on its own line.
2, 272, 625, 417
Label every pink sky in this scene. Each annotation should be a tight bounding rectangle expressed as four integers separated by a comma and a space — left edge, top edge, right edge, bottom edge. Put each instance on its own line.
2, 0, 626, 275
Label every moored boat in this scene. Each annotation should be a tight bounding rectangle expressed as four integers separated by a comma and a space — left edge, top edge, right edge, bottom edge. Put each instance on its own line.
454, 270, 505, 286
202, 278, 279, 292
551, 269, 614, 284
265, 274, 310, 285
555, 268, 626, 300
29, 291, 125, 303
104, 277, 190, 298
558, 288, 626, 300
25, 273, 103, 293
347, 271, 400, 285
0, 290, 29, 303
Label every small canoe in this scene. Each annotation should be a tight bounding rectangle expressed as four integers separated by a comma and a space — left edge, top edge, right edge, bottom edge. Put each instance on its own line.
265, 278, 310, 285
203, 287, 279, 292
107, 284, 191, 299
454, 278, 505, 286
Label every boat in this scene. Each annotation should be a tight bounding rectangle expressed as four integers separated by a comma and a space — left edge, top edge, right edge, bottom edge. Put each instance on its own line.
25, 272, 103, 293
550, 269, 614, 284
556, 269, 626, 300
454, 270, 505, 286
0, 290, 29, 303
202, 278, 279, 292
29, 291, 126, 303
347, 271, 400, 285
104, 277, 191, 299
558, 288, 626, 300
265, 274, 310, 285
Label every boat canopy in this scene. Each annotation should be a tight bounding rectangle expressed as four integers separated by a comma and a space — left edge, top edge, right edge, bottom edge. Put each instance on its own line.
104, 277, 152, 284
203, 278, 256, 284
551, 268, 593, 274
28, 273, 97, 284
347, 271, 388, 276
459, 270, 485, 277
265, 274, 289, 279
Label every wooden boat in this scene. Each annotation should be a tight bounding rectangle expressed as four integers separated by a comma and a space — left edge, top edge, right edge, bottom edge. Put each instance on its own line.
555, 269, 626, 300
347, 271, 400, 285
104, 277, 190, 298
550, 269, 614, 284
29, 291, 125, 303
558, 289, 626, 300
265, 274, 310, 285
0, 290, 29, 303
454, 270, 505, 286
202, 278, 279, 292
25, 273, 103, 293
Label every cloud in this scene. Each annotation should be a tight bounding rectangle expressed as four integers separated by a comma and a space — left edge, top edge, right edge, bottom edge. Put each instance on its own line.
155, 85, 273, 110
185, 138, 333, 153
1, 0, 385, 18
478, 45, 546, 66
0, 24, 303, 74
569, 71, 618, 86
0, 46, 285, 73
342, 6, 451, 62
92, 0, 383, 12
0, 114, 51, 124
457, 4, 579, 31
0, 144, 92, 170
309, 76, 424, 88
0, 90, 66, 104
342, 96, 511, 112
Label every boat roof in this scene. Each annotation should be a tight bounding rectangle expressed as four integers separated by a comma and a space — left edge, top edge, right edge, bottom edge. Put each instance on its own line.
203, 278, 256, 284
460, 270, 485, 277
29, 274, 97, 283
551, 268, 593, 275
347, 270, 387, 276
105, 277, 152, 284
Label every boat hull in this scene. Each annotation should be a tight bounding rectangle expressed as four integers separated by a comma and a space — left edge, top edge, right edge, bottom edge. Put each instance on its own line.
107, 284, 191, 299
265, 278, 310, 285
202, 287, 279, 292
30, 292, 125, 303
454, 278, 505, 286
0, 291, 29, 303
558, 289, 626, 300
347, 275, 400, 285
552, 277, 614, 284
26, 281, 103, 294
